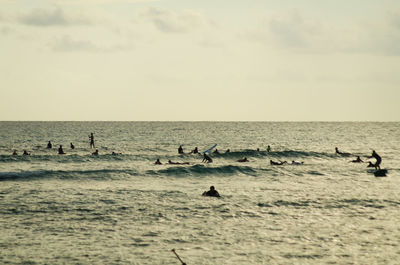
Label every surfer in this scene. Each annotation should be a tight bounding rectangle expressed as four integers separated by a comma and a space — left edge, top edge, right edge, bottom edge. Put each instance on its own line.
202, 186, 220, 197
154, 159, 162, 165
368, 150, 382, 170
12, 150, 18, 155
89, 133, 95, 149
178, 145, 184, 154
350, 156, 363, 163
47, 141, 52, 149
70, 142, 75, 149
367, 161, 375, 168
237, 157, 249, 162
270, 160, 287, 165
291, 160, 304, 165
335, 147, 350, 156
202, 153, 213, 163
267, 145, 271, 152
92, 149, 99, 156
23, 150, 30, 155
225, 149, 230, 153
58, 145, 65, 155
213, 149, 220, 154
190, 147, 199, 154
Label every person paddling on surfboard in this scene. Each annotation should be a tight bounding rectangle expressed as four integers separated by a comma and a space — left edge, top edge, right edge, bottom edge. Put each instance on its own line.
350, 156, 363, 163
58, 145, 65, 155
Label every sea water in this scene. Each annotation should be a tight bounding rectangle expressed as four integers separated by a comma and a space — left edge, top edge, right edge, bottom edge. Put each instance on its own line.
0, 122, 399, 264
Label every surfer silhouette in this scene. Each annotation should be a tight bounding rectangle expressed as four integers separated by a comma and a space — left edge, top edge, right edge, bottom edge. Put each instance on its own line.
12, 150, 18, 155
190, 147, 198, 154
178, 145, 184, 154
89, 133, 95, 149
225, 149, 230, 153
202, 186, 220, 197
368, 150, 382, 170
202, 153, 213, 163
237, 157, 249, 162
335, 147, 350, 156
267, 145, 271, 152
154, 159, 162, 165
70, 142, 75, 149
58, 145, 65, 155
213, 149, 220, 154
23, 150, 30, 155
92, 149, 99, 156
350, 156, 363, 163
270, 160, 287, 165
47, 141, 52, 149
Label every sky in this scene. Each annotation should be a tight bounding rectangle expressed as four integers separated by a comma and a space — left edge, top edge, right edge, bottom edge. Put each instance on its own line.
0, 0, 399, 121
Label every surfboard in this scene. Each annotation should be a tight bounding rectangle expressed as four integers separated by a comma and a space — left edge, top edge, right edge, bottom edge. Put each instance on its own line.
374, 169, 387, 177
202, 144, 217, 154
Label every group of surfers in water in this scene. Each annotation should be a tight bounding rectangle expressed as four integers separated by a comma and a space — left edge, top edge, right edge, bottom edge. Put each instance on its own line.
156, 146, 383, 170
11, 133, 121, 157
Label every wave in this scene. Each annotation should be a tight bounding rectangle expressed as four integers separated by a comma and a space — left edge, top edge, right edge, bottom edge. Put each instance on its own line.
147, 164, 259, 177
208, 150, 337, 160
0, 168, 139, 181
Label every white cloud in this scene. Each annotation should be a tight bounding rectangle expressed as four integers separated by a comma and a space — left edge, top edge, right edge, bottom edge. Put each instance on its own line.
18, 7, 92, 26
50, 35, 133, 52
137, 7, 207, 33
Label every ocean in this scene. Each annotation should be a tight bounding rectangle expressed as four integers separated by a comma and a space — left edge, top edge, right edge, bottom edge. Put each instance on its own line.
0, 121, 399, 264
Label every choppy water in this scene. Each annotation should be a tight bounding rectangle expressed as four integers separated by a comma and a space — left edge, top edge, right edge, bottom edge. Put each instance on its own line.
0, 122, 399, 264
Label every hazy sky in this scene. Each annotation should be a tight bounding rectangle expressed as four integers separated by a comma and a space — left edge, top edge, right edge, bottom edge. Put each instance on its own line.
1, 0, 399, 121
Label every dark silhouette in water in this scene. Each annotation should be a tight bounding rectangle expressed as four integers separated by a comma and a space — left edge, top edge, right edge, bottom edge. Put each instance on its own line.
367, 161, 375, 168
92, 149, 99, 156
267, 145, 271, 152
70, 142, 75, 149
270, 160, 287, 165
47, 141, 52, 149
12, 150, 18, 155
350, 156, 363, 163
225, 149, 230, 153
178, 145, 184, 154
291, 160, 304, 165
190, 147, 198, 154
89, 133, 95, 149
237, 157, 249, 162
202, 186, 220, 197
213, 149, 220, 154
335, 147, 351, 156
23, 150, 30, 155
368, 150, 382, 170
154, 159, 162, 165
202, 153, 213, 163
58, 145, 65, 155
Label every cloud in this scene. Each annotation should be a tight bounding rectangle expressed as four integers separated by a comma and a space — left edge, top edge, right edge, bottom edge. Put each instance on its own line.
245, 8, 400, 56
18, 7, 91, 26
50, 35, 133, 52
138, 7, 206, 33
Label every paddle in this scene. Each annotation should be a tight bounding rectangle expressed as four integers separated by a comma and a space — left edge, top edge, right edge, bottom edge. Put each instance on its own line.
171, 249, 187, 265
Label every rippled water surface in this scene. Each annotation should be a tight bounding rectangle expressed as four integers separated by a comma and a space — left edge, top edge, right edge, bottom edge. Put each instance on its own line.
1, 122, 400, 264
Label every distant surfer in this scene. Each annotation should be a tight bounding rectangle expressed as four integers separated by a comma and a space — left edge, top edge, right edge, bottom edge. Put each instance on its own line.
367, 161, 375, 168
23, 150, 30, 155
178, 145, 184, 154
190, 147, 198, 154
89, 133, 95, 149
92, 149, 99, 156
70, 142, 75, 149
267, 145, 271, 152
225, 149, 230, 153
154, 159, 162, 165
202, 186, 220, 197
213, 149, 220, 154
350, 156, 363, 163
58, 145, 65, 155
47, 141, 52, 149
12, 150, 18, 155
368, 150, 382, 170
237, 157, 249, 162
335, 147, 350, 156
202, 153, 213, 163
270, 160, 287, 165
291, 160, 304, 165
